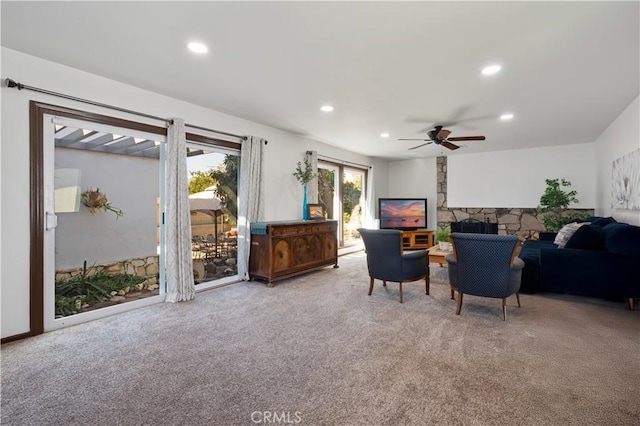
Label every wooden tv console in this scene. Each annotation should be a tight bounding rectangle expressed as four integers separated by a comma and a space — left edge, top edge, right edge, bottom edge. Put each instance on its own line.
248, 220, 338, 287
401, 229, 434, 250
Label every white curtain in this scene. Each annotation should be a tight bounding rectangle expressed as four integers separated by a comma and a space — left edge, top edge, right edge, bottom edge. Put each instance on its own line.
363, 165, 377, 229
237, 136, 265, 280
165, 118, 195, 302
306, 150, 318, 203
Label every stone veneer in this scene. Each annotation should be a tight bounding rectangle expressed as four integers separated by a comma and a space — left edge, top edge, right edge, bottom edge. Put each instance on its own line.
435, 156, 593, 239
55, 255, 159, 282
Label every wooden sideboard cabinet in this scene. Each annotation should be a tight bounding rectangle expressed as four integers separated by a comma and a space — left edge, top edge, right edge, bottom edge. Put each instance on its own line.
248, 220, 339, 286
401, 229, 434, 250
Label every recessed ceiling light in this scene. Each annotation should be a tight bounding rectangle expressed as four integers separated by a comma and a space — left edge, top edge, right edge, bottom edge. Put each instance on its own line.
380, 133, 390, 138
320, 105, 334, 112
482, 65, 501, 75
500, 113, 514, 120
187, 42, 208, 54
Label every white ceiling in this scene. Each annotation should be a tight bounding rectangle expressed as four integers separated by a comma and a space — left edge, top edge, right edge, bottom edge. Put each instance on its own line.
2, 1, 638, 160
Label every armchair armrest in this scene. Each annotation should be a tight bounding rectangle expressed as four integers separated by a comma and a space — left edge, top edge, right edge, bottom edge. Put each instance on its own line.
402, 249, 428, 260
400, 249, 428, 281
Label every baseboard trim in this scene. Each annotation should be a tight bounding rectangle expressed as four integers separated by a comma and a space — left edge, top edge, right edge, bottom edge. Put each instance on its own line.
1, 331, 32, 344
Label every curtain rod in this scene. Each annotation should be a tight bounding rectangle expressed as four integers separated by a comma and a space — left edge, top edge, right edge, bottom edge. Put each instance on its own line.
3, 78, 248, 141
314, 152, 371, 169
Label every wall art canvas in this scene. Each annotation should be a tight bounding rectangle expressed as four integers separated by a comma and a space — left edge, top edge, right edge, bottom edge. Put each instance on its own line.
611, 148, 640, 210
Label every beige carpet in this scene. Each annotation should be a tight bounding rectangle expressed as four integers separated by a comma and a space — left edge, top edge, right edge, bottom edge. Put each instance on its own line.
2, 252, 639, 425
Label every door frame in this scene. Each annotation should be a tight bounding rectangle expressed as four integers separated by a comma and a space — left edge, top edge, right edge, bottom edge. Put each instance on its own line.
29, 101, 168, 336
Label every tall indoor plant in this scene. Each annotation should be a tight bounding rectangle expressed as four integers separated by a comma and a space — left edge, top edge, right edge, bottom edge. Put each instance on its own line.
537, 178, 588, 232
293, 157, 316, 220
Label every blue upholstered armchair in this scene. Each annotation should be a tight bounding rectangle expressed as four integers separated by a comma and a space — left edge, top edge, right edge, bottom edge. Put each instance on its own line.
445, 233, 524, 320
358, 228, 429, 303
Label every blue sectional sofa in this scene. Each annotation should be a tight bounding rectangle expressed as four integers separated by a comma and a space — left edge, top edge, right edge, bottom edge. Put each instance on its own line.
519, 217, 640, 309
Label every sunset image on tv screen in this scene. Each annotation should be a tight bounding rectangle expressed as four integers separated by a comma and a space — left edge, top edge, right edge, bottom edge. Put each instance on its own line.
380, 199, 426, 228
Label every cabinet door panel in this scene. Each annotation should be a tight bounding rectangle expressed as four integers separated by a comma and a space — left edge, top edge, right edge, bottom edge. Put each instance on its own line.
307, 235, 323, 262
273, 239, 291, 272
323, 234, 337, 259
292, 236, 309, 266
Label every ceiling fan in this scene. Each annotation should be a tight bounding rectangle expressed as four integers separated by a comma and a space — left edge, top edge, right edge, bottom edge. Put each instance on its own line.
399, 125, 486, 150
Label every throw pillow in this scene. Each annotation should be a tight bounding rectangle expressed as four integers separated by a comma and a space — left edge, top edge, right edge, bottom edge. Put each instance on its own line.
565, 224, 605, 250
553, 222, 588, 248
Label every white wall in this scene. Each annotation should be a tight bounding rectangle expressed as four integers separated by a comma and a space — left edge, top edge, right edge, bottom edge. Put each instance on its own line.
595, 95, 640, 225
55, 148, 159, 270
387, 157, 438, 231
447, 144, 597, 208
0, 47, 384, 338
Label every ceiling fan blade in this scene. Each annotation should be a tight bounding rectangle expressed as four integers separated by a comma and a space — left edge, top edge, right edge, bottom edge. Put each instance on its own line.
408, 141, 433, 150
398, 138, 429, 141
436, 129, 451, 139
447, 136, 486, 141
441, 141, 460, 150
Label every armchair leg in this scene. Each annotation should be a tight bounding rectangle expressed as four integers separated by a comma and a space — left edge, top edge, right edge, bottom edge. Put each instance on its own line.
383, 281, 387, 287
399, 282, 403, 303
368, 277, 374, 296
516, 293, 521, 307
629, 298, 635, 311
456, 292, 463, 315
450, 288, 455, 300
425, 276, 430, 295
502, 298, 507, 321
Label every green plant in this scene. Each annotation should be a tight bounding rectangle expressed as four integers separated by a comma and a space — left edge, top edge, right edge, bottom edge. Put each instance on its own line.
81, 188, 124, 219
537, 178, 588, 232
55, 261, 146, 317
435, 227, 450, 243
293, 157, 316, 185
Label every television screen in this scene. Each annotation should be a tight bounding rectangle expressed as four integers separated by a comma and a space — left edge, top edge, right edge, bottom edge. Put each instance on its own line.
379, 198, 427, 230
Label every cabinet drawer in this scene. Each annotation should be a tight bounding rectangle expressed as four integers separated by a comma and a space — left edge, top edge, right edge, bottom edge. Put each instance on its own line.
272, 226, 303, 237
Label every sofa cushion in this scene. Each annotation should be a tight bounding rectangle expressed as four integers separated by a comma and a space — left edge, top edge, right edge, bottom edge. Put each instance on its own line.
518, 239, 557, 293
565, 224, 605, 250
604, 223, 640, 255
587, 216, 618, 227
554, 222, 588, 248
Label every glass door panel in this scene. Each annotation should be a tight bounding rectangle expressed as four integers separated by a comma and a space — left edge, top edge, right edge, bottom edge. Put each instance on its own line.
342, 168, 365, 248
318, 161, 367, 249
186, 145, 239, 289
44, 116, 165, 330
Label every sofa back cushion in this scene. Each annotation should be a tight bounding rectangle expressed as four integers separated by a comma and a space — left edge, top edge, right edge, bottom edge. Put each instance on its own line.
604, 223, 640, 255
586, 216, 618, 227
565, 224, 605, 250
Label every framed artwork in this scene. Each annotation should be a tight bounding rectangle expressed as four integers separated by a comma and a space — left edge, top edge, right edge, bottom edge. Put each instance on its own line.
307, 203, 324, 220
611, 148, 640, 211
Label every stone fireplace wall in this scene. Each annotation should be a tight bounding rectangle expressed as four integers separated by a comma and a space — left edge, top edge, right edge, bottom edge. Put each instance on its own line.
435, 156, 593, 239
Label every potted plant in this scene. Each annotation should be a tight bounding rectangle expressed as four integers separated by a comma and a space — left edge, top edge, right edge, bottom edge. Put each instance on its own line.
293, 157, 316, 219
537, 178, 588, 233
81, 188, 124, 219
435, 226, 451, 251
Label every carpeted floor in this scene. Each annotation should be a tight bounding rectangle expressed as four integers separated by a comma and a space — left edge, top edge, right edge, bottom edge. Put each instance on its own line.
2, 252, 639, 425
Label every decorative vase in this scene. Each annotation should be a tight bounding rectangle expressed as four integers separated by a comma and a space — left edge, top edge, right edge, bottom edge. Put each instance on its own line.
302, 184, 308, 220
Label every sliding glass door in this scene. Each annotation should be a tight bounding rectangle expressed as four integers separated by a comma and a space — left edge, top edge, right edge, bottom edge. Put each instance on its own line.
43, 116, 166, 331
318, 161, 367, 248
186, 144, 239, 289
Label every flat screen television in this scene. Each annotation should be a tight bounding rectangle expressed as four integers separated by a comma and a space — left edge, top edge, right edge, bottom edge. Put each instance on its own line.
379, 198, 428, 231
